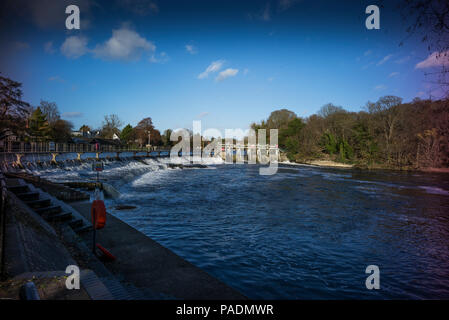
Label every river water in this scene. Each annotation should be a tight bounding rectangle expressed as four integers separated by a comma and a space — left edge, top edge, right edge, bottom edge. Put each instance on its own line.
28, 157, 449, 299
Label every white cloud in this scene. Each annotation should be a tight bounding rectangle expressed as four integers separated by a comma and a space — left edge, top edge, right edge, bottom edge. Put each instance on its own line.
374, 84, 387, 91
377, 54, 393, 66
93, 25, 155, 61
61, 36, 88, 59
185, 44, 198, 55
388, 72, 399, 78
364, 50, 372, 56
44, 41, 55, 54
415, 51, 449, 69
362, 62, 374, 70
216, 68, 239, 81
198, 60, 224, 79
62, 112, 83, 118
197, 112, 209, 118
48, 76, 65, 83
149, 51, 169, 63
395, 56, 410, 64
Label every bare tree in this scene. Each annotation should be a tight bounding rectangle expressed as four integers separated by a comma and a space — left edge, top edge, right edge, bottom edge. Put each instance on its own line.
100, 114, 123, 139
39, 100, 60, 125
400, 0, 449, 97
266, 109, 297, 129
367, 96, 403, 162
317, 103, 345, 118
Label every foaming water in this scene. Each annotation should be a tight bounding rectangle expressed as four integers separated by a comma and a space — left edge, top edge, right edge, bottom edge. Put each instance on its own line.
35, 161, 449, 299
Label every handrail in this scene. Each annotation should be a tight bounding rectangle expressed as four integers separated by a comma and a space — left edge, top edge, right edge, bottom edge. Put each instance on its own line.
0, 172, 7, 278
0, 141, 279, 154
0, 141, 172, 154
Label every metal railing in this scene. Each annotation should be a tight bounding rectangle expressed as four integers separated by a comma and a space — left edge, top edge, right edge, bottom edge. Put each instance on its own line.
0, 141, 171, 154
0, 141, 279, 154
0, 172, 7, 278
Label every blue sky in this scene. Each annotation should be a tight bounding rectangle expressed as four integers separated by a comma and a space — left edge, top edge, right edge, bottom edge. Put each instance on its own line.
0, 0, 442, 133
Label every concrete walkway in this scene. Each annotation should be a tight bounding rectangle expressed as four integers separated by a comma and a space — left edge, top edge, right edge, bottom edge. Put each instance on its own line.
70, 201, 246, 300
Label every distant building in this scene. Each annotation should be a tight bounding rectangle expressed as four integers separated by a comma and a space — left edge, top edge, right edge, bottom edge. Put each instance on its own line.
0, 128, 17, 151
72, 130, 99, 138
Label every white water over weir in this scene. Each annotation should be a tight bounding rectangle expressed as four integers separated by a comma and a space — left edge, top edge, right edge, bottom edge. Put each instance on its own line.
0, 142, 280, 172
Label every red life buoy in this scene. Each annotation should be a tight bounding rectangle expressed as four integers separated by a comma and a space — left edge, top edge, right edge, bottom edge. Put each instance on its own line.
91, 200, 106, 229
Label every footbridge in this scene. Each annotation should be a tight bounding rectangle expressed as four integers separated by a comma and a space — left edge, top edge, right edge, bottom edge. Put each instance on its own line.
0, 142, 279, 168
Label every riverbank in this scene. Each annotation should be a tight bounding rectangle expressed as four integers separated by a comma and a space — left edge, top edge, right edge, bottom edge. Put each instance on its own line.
281, 159, 449, 173
69, 201, 246, 299
280, 160, 353, 168
1, 176, 246, 299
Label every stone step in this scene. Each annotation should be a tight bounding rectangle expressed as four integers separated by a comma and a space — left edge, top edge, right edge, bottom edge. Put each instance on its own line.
80, 270, 114, 300
25, 198, 52, 208
35, 205, 62, 215
73, 224, 92, 234
44, 212, 72, 222
68, 219, 83, 229
16, 191, 40, 201
99, 277, 133, 300
8, 185, 30, 194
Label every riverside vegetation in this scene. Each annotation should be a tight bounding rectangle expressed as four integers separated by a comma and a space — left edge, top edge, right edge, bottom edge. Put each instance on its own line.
1, 74, 448, 171
251, 97, 449, 170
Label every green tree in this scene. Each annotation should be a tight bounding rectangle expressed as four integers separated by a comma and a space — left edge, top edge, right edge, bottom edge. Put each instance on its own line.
120, 124, 133, 143
162, 129, 173, 147
279, 118, 305, 159
0, 75, 31, 137
351, 121, 378, 164
320, 132, 338, 155
266, 109, 297, 129
0, 74, 30, 120
29, 107, 51, 141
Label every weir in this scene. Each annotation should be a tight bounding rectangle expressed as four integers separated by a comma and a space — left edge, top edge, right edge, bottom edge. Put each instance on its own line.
1, 142, 279, 169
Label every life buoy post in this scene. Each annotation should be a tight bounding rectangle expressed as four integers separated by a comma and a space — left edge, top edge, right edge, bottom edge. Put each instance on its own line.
90, 199, 115, 260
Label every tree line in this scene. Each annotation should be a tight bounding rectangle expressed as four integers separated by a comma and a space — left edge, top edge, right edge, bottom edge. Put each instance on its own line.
252, 97, 449, 169
2, 73, 448, 169
0, 74, 173, 148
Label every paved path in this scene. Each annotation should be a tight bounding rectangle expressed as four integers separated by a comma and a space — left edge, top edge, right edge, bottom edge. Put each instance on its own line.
70, 201, 246, 300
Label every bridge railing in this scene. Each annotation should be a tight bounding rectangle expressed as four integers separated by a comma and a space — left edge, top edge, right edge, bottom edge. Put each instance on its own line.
0, 141, 279, 155
0, 141, 171, 154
